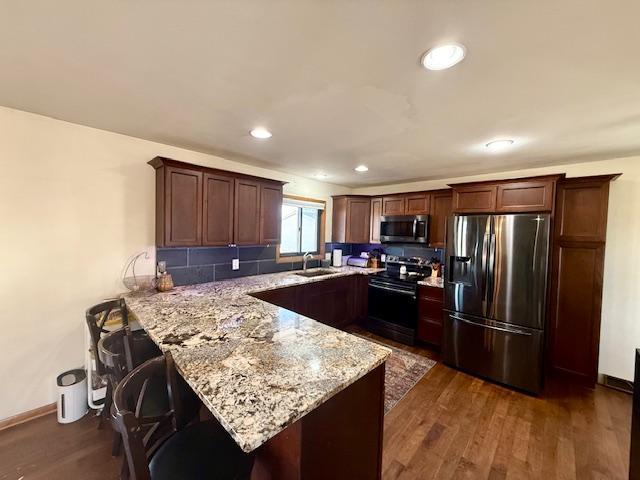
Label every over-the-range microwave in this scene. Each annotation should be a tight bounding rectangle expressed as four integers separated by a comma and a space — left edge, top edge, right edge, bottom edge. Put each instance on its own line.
379, 215, 429, 244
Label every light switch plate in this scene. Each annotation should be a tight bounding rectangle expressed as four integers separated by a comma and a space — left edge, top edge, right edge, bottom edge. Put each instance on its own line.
232, 259, 239, 270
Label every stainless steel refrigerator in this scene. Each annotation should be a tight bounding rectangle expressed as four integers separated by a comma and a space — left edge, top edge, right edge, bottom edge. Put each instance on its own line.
443, 214, 550, 394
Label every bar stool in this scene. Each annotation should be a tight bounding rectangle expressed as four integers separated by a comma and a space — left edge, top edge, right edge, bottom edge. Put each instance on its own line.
85, 298, 160, 427
113, 352, 254, 480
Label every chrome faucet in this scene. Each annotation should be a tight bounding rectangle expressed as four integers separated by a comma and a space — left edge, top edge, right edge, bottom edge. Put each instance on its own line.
303, 252, 313, 271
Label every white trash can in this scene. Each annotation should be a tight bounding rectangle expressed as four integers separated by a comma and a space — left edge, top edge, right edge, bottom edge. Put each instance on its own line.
56, 368, 88, 424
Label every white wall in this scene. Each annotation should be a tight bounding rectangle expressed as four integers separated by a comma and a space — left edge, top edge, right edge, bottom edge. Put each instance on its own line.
354, 157, 640, 382
0, 106, 348, 421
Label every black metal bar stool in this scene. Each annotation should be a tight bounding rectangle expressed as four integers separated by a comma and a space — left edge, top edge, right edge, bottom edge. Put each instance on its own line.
113, 352, 254, 480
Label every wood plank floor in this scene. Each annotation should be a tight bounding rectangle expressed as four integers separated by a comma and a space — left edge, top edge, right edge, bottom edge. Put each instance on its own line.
0, 333, 631, 480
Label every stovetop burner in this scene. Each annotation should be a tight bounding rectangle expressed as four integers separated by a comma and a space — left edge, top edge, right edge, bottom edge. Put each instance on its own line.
371, 255, 432, 285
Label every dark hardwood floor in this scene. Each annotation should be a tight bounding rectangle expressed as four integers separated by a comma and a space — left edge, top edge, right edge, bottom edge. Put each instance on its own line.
0, 331, 631, 480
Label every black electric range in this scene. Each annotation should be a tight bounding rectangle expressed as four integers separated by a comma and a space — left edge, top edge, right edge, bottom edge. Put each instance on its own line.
367, 256, 432, 345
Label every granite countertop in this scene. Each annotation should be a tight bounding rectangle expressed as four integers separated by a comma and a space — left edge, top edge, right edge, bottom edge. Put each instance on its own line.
124, 266, 390, 453
417, 276, 444, 288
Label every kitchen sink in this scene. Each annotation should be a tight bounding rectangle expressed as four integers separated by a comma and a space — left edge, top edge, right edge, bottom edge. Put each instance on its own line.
294, 268, 336, 278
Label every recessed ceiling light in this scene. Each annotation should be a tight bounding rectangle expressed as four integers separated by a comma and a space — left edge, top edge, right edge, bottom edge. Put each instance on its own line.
485, 139, 515, 152
313, 173, 329, 179
250, 127, 272, 139
421, 44, 466, 70
354, 165, 369, 172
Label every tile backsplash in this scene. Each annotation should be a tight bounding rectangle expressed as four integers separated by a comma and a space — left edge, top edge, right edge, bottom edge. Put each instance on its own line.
157, 245, 321, 287
158, 243, 445, 287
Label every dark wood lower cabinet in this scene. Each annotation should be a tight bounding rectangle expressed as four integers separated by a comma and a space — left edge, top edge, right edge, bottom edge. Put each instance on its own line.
417, 285, 444, 347
253, 364, 385, 480
251, 275, 368, 329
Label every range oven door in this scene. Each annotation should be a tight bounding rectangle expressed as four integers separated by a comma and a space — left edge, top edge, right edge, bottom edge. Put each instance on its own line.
380, 215, 429, 244
367, 278, 417, 344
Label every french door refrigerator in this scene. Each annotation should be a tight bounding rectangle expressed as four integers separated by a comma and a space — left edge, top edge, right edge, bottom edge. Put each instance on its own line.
443, 214, 550, 394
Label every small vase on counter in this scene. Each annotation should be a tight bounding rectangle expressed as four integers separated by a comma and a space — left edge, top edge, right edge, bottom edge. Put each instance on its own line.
155, 260, 174, 292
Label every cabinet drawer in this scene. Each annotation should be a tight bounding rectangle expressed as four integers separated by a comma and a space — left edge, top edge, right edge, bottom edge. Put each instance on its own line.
496, 180, 554, 212
419, 298, 443, 323
419, 285, 444, 301
417, 318, 443, 346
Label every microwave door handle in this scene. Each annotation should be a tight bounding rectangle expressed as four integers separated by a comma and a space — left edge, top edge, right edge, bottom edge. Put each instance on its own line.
412, 219, 418, 239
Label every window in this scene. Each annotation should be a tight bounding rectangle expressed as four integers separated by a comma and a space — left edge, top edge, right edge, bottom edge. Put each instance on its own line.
279, 196, 325, 257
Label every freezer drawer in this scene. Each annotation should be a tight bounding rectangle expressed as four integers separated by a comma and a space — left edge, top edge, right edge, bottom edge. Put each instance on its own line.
442, 311, 544, 394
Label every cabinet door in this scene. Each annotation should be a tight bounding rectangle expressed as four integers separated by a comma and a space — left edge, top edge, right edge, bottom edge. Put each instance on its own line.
202, 173, 234, 246
496, 180, 554, 213
332, 197, 348, 244
555, 179, 610, 242
164, 166, 202, 246
234, 178, 261, 245
259, 183, 282, 245
428, 191, 453, 248
303, 277, 352, 328
548, 176, 614, 386
405, 193, 430, 215
452, 185, 497, 213
382, 196, 406, 216
346, 198, 371, 244
369, 197, 382, 243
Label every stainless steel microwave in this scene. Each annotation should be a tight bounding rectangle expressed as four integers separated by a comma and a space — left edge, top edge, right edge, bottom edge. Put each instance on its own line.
380, 215, 429, 244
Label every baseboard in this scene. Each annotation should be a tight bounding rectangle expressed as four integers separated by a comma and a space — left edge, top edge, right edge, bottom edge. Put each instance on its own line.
0, 403, 57, 431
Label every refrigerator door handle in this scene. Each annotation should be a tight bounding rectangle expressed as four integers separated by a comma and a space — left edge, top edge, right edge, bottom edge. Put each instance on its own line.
481, 233, 490, 313
449, 314, 533, 336
486, 232, 497, 316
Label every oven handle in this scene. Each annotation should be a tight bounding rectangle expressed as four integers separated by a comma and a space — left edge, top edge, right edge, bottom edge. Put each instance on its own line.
448, 314, 533, 336
369, 283, 416, 298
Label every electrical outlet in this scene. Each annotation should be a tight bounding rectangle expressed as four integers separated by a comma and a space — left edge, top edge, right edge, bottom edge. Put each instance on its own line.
232, 259, 240, 270
325, 252, 331, 261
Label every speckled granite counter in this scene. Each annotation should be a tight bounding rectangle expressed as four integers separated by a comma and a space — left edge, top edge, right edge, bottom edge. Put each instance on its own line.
417, 276, 444, 288
124, 266, 390, 453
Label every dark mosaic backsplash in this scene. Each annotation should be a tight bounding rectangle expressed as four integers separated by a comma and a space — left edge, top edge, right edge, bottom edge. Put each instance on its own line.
158, 243, 445, 286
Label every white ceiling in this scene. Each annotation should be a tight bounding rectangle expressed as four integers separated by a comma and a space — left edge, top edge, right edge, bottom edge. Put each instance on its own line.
1, 1, 640, 186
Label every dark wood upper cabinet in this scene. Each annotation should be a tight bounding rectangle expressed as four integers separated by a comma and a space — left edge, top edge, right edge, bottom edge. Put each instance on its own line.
150, 157, 285, 247
495, 179, 555, 212
555, 179, 611, 242
346, 197, 371, 243
234, 178, 261, 245
428, 190, 452, 248
548, 174, 620, 386
405, 193, 430, 215
332, 196, 371, 244
451, 175, 561, 214
158, 165, 203, 247
382, 196, 406, 216
202, 172, 234, 246
452, 184, 497, 213
259, 183, 283, 245
369, 197, 382, 244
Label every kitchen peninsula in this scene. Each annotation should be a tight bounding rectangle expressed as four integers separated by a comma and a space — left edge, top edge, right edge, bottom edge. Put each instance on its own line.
124, 266, 390, 480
